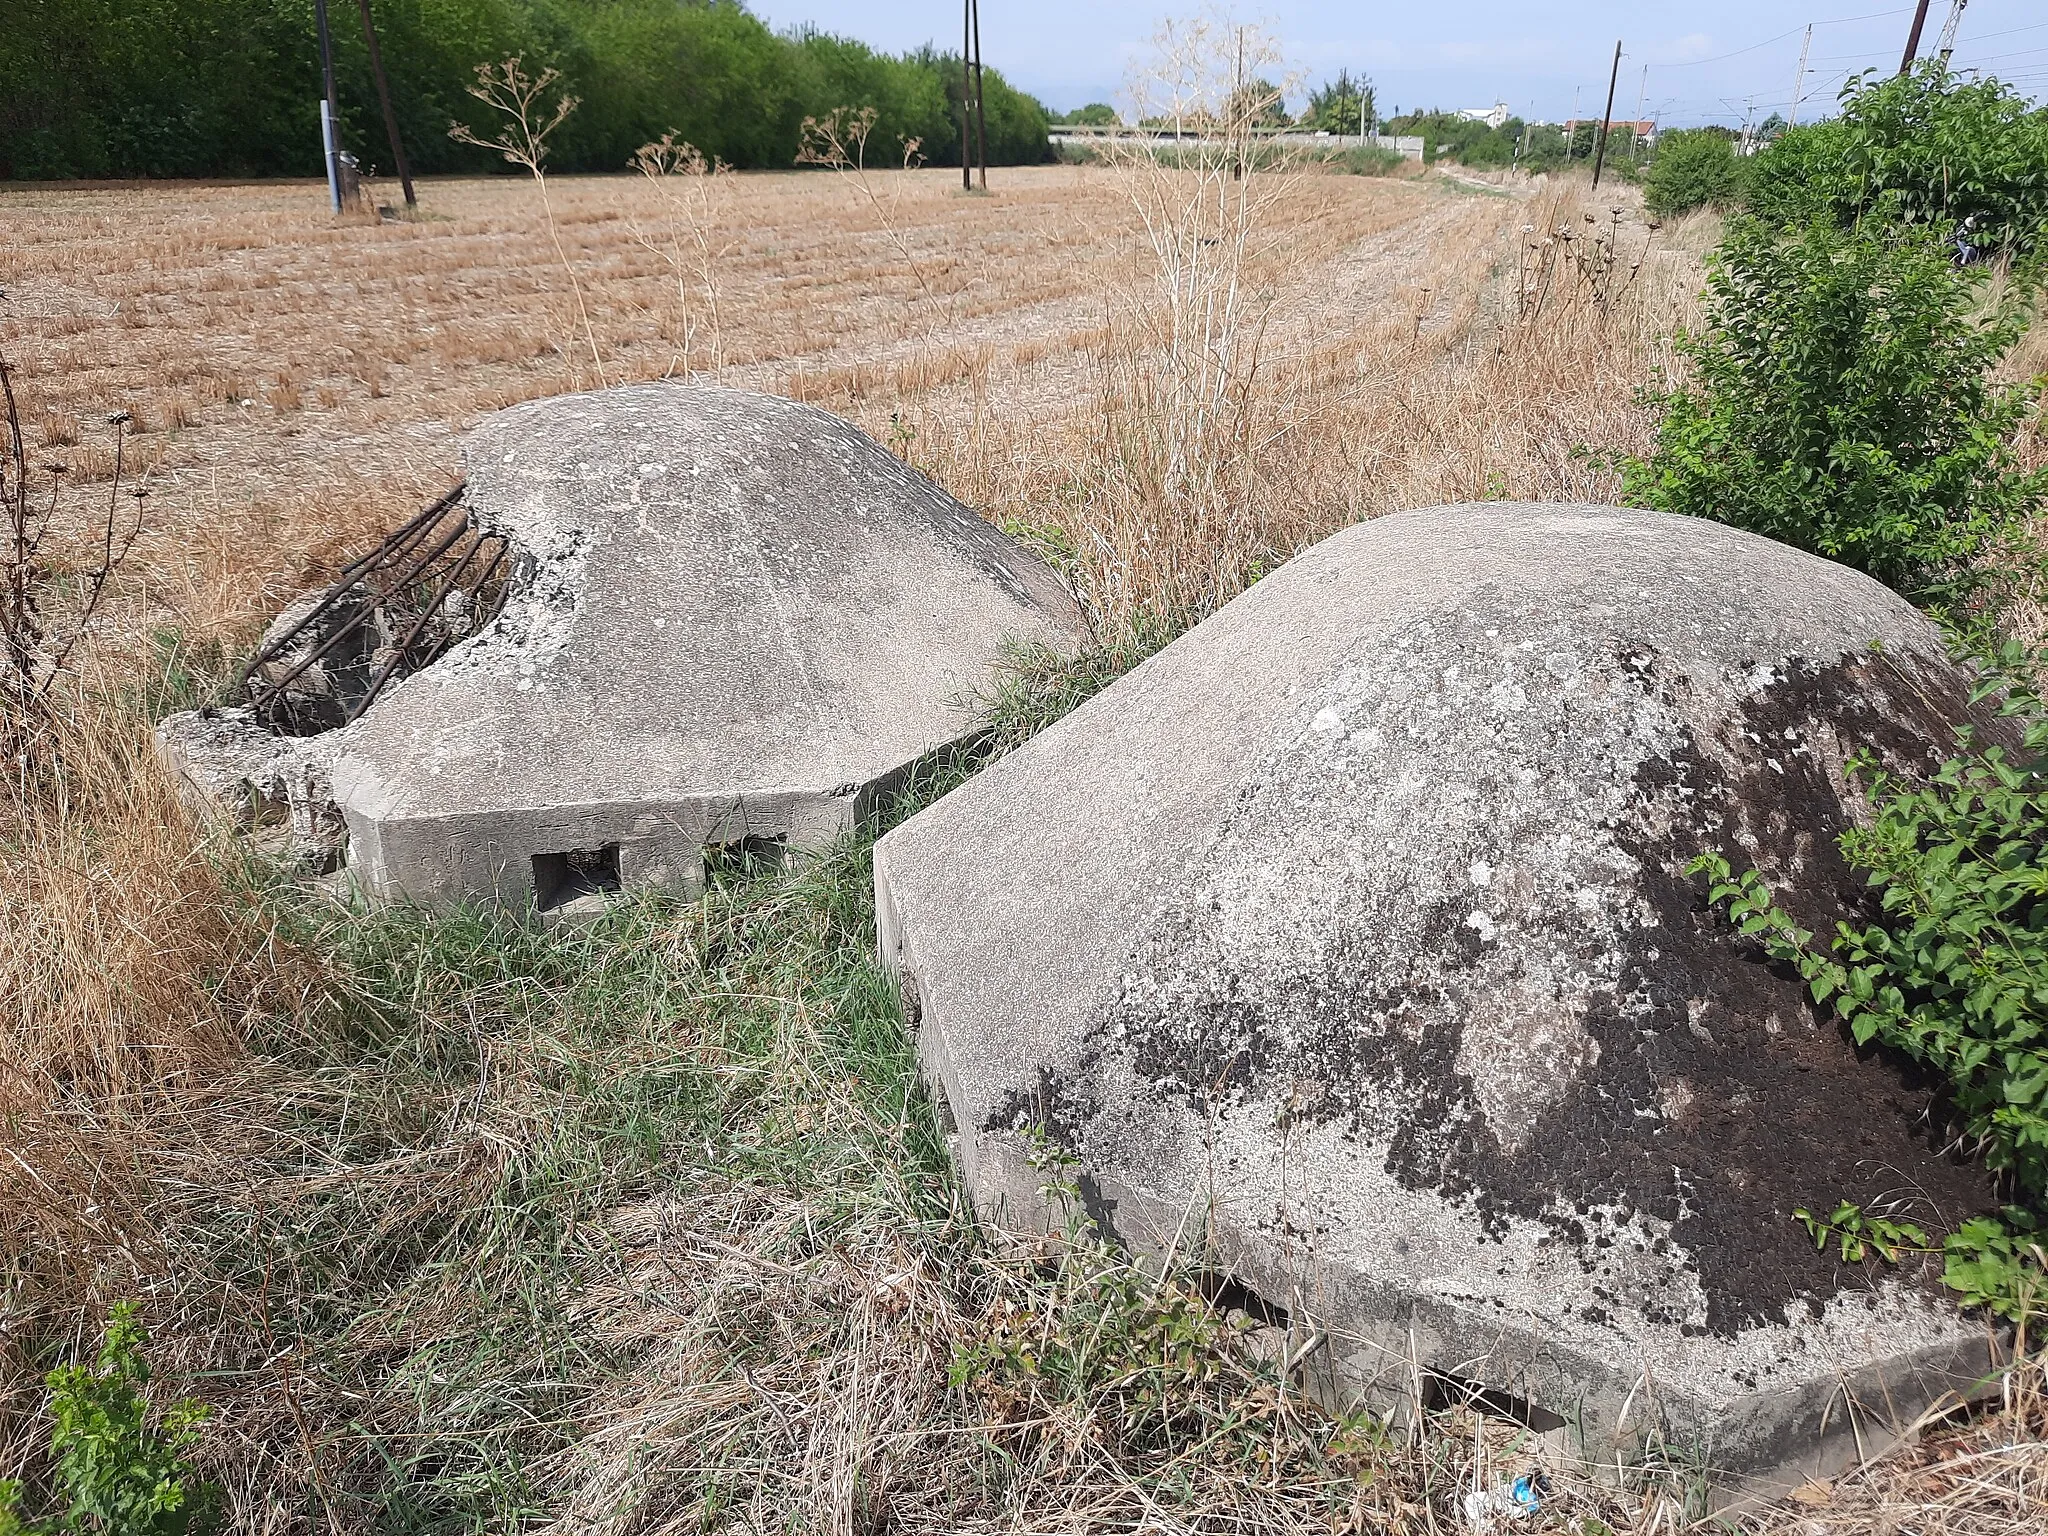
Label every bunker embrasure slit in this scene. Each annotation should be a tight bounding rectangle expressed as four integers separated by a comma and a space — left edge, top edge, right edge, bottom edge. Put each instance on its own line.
706, 834, 789, 881
533, 844, 622, 912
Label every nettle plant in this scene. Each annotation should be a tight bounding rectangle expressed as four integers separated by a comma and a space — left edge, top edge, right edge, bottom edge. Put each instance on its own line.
1693, 647, 2048, 1318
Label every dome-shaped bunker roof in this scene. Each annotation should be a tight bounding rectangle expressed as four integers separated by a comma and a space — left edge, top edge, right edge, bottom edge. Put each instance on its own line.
876, 501, 2004, 1491
333, 384, 1088, 909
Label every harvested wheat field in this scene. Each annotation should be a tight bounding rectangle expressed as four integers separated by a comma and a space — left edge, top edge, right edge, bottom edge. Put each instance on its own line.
2, 163, 2043, 1535
0, 165, 1698, 639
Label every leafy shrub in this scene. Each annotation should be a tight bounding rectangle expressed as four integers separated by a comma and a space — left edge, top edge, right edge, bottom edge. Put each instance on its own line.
1691, 649, 2048, 1315
1742, 118, 1855, 227
1057, 102, 1119, 127
1380, 108, 1522, 168
1745, 64, 2048, 257
0, 1303, 222, 1536
1642, 129, 1743, 218
1620, 214, 2047, 612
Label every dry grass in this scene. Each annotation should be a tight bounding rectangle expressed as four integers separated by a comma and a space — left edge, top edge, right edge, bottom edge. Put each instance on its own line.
1, 163, 2043, 1533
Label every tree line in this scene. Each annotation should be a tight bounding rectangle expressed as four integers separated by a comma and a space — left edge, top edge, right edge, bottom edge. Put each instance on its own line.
0, 0, 1052, 180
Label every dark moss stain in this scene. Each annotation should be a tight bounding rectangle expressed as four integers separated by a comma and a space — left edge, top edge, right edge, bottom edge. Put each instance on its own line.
987, 643, 2009, 1337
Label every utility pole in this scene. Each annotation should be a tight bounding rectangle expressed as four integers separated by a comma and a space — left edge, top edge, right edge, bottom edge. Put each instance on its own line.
959, 0, 973, 190
1630, 63, 1647, 162
1788, 23, 1812, 128
971, 0, 988, 190
354, 0, 415, 209
1935, 0, 1969, 65
1899, 0, 1933, 75
313, 0, 343, 212
1590, 39, 1621, 189
1569, 85, 1581, 158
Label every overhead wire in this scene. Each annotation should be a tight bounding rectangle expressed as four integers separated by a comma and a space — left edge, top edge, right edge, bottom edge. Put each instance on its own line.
1660, 7, 1912, 68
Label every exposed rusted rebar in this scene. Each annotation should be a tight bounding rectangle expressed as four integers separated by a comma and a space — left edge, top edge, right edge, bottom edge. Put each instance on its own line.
241, 482, 511, 731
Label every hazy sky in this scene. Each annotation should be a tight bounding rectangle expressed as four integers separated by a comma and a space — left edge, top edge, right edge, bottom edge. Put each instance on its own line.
745, 2, 2048, 127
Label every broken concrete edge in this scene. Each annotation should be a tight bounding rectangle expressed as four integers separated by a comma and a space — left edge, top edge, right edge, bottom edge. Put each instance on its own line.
153, 707, 347, 872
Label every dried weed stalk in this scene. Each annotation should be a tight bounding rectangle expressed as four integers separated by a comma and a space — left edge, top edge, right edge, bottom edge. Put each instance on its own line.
1080, 14, 1303, 628
450, 59, 607, 388
1511, 200, 1652, 337
797, 106, 943, 323
629, 134, 734, 378
1, 344, 144, 789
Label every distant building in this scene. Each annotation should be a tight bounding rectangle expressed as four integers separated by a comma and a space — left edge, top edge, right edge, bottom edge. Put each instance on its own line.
1565, 118, 1656, 138
1459, 103, 1511, 129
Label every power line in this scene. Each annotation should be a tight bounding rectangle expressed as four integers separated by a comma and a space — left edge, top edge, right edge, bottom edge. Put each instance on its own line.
1661, 7, 1913, 68
1809, 18, 2048, 66
1955, 20, 2048, 47
1960, 44, 2048, 65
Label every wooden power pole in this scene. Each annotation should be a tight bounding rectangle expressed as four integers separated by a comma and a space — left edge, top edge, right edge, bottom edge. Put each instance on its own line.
960, 0, 973, 190
354, 0, 416, 208
1590, 40, 1622, 189
1899, 0, 1933, 75
971, 0, 989, 190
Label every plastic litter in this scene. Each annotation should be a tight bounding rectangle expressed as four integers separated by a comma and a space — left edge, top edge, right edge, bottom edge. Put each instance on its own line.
1461, 1470, 1550, 1528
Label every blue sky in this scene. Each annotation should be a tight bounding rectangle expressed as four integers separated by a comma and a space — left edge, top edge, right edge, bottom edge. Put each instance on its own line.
746, 2, 2048, 127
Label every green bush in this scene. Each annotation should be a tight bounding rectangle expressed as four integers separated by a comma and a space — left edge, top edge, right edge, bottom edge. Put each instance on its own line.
0, 1303, 222, 1536
1620, 214, 2047, 612
1745, 64, 2048, 257
1056, 102, 1118, 127
1380, 108, 1522, 169
1642, 128, 1743, 218
1741, 117, 1853, 227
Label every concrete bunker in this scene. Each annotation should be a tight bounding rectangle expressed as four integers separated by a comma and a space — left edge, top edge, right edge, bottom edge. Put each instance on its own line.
158, 384, 1089, 909
873, 502, 2009, 1495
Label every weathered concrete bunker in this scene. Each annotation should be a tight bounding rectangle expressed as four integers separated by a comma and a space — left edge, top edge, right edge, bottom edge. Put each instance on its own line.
162, 384, 1088, 910
874, 502, 2004, 1491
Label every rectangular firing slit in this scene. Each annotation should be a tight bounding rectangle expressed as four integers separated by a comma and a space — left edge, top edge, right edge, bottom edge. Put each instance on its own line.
532, 844, 622, 912
704, 834, 788, 880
